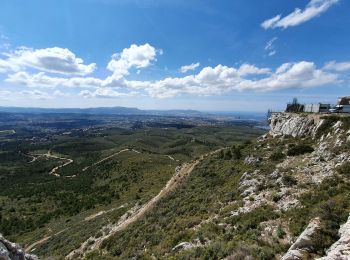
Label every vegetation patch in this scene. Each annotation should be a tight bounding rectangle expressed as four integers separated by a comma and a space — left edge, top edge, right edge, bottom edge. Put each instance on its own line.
287, 144, 314, 156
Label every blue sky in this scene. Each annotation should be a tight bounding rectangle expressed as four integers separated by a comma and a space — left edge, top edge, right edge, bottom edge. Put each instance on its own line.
0, 0, 349, 112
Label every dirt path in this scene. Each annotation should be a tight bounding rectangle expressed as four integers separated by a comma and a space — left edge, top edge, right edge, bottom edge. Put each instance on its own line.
66, 148, 225, 259
44, 150, 74, 177
25, 228, 68, 253
82, 148, 130, 172
24, 149, 73, 177
84, 204, 127, 222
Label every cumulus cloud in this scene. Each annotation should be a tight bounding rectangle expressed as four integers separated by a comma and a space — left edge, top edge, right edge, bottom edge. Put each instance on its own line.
5, 60, 339, 99
79, 88, 137, 98
6, 71, 102, 88
107, 43, 156, 80
262, 0, 339, 29
0, 47, 96, 75
124, 61, 337, 98
19, 89, 51, 100
179, 62, 200, 73
0, 43, 344, 100
324, 61, 350, 72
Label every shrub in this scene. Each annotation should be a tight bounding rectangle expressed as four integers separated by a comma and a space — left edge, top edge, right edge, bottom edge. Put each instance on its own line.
276, 226, 286, 239
287, 144, 314, 156
337, 162, 350, 175
269, 151, 286, 161
281, 174, 297, 186
272, 192, 281, 202
231, 145, 242, 160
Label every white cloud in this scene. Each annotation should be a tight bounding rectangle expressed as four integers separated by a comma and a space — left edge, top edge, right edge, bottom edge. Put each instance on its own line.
6, 71, 102, 88
126, 61, 338, 98
262, 0, 339, 29
261, 15, 282, 30
107, 43, 156, 80
1, 47, 96, 75
264, 37, 278, 56
179, 62, 200, 73
0, 59, 19, 73
20, 89, 51, 100
0, 90, 12, 100
53, 90, 69, 97
79, 88, 137, 98
237, 64, 271, 76
324, 61, 350, 72
5, 60, 339, 99
0, 43, 344, 100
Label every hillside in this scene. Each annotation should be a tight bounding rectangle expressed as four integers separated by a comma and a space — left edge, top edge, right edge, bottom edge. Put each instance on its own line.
76, 112, 350, 259
1, 112, 350, 259
0, 113, 264, 259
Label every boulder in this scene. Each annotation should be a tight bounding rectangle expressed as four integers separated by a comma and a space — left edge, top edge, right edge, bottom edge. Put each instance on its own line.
0, 234, 38, 260
318, 215, 350, 260
281, 218, 320, 260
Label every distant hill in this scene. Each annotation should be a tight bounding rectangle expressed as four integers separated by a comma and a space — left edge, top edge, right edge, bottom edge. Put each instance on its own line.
0, 106, 206, 117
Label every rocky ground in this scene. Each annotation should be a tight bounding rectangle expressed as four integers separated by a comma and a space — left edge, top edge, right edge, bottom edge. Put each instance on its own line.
0, 234, 38, 260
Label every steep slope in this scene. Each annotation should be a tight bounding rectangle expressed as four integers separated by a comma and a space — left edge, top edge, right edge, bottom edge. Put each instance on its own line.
84, 112, 350, 259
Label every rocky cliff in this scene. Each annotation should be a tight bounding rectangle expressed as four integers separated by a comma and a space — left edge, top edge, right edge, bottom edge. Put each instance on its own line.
269, 112, 323, 137
0, 234, 38, 260
267, 113, 350, 259
318, 214, 350, 259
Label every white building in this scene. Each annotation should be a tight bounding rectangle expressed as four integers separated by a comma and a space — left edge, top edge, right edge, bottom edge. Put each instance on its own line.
303, 103, 330, 113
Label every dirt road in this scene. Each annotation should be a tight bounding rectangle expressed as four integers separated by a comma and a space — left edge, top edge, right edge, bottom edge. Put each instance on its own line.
44, 150, 74, 177
82, 148, 130, 172
66, 148, 225, 259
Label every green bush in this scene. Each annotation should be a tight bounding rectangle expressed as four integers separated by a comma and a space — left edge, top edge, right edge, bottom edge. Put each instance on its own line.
287, 144, 314, 156
269, 151, 286, 161
337, 162, 350, 175
282, 174, 297, 186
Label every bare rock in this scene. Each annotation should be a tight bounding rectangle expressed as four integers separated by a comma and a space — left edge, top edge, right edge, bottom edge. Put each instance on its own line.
281, 218, 321, 260
0, 234, 38, 260
269, 113, 320, 138
244, 156, 261, 166
318, 215, 350, 260
172, 242, 195, 252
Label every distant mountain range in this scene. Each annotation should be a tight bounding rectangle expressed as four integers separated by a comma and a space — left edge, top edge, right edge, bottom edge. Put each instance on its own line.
0, 106, 207, 117
0, 106, 268, 123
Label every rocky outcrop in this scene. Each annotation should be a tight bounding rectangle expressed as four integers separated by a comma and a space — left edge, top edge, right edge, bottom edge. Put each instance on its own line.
172, 238, 210, 252
244, 155, 261, 166
318, 215, 350, 260
0, 234, 38, 260
281, 218, 321, 260
269, 113, 323, 137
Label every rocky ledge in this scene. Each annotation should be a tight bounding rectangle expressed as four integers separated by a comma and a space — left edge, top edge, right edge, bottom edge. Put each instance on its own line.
269, 112, 323, 137
318, 215, 350, 260
0, 234, 38, 260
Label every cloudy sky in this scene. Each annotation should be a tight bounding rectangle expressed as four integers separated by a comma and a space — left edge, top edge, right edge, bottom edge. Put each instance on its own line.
0, 0, 349, 111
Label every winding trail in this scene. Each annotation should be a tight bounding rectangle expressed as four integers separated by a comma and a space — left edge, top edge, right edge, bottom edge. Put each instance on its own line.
66, 147, 225, 259
44, 150, 74, 177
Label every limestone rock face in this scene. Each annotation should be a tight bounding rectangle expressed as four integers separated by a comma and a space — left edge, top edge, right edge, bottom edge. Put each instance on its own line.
281, 218, 321, 260
318, 215, 350, 260
244, 155, 261, 166
0, 234, 38, 260
269, 113, 322, 137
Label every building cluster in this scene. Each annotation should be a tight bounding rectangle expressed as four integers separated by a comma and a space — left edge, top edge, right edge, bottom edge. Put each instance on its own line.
286, 96, 350, 113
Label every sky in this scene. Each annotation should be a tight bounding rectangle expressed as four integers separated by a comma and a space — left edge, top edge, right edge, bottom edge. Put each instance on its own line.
0, 0, 350, 112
